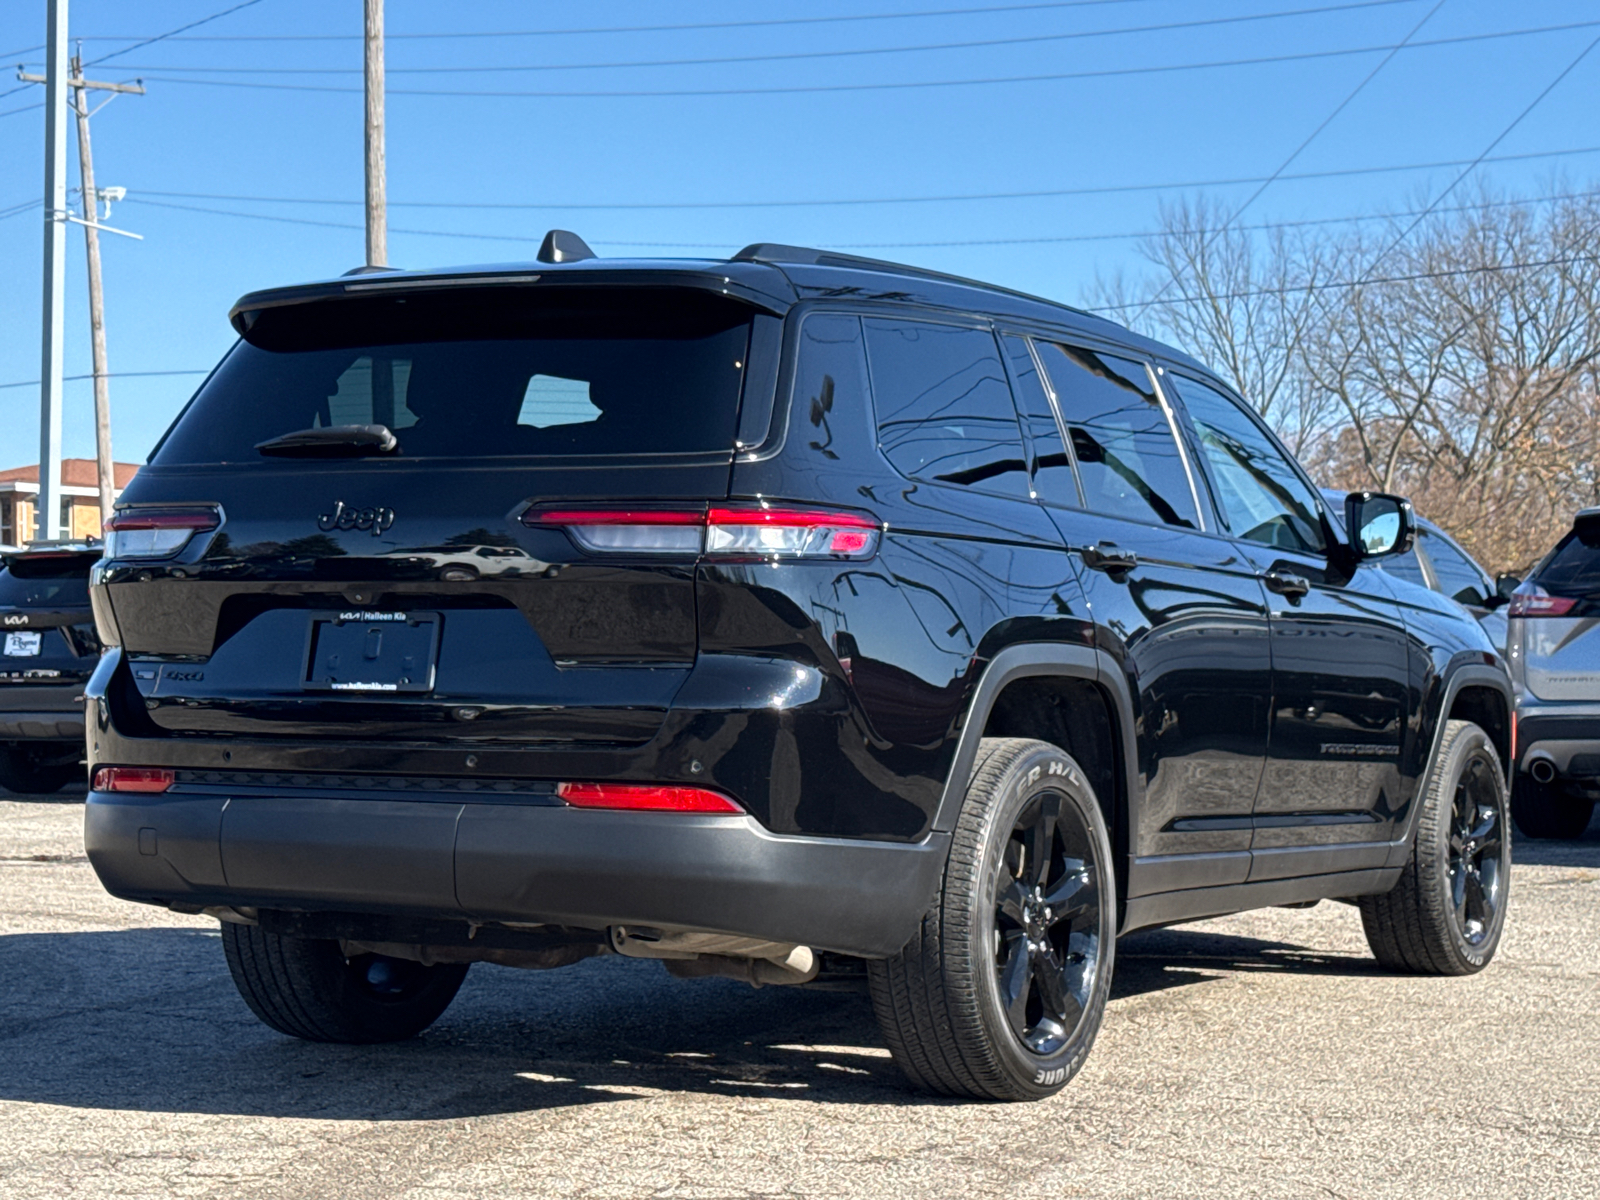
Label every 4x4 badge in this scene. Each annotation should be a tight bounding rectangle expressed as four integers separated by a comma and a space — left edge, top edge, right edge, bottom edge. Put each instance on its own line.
317, 500, 396, 536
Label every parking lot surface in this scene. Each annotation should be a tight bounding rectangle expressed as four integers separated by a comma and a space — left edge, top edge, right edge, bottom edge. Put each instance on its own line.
2, 788, 1597, 1200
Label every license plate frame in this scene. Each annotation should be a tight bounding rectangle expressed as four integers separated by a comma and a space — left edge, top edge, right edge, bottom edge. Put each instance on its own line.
302, 610, 441, 694
3, 631, 42, 657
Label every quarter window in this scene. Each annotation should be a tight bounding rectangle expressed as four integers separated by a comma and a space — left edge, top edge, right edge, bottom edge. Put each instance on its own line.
1169, 376, 1325, 554
1002, 334, 1080, 507
1033, 342, 1198, 529
864, 319, 1028, 496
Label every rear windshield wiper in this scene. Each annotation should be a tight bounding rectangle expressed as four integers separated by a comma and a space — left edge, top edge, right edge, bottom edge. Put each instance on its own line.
255, 424, 398, 458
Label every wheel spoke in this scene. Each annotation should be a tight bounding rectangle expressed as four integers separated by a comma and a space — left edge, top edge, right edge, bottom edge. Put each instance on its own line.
1023, 793, 1061, 887
1464, 866, 1491, 925
1031, 952, 1071, 1024
1450, 865, 1468, 924
1044, 863, 1096, 922
1468, 806, 1498, 844
999, 937, 1033, 1038
997, 879, 1030, 927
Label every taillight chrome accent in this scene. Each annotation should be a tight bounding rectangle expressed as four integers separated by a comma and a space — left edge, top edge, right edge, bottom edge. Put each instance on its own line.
556, 781, 743, 814
103, 508, 220, 560
525, 503, 882, 561
1507, 587, 1576, 618
92, 767, 175, 794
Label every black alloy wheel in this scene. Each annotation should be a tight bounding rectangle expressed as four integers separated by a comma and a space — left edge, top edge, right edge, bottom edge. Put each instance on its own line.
1359, 719, 1510, 975
1446, 753, 1504, 948
991, 791, 1102, 1056
868, 737, 1116, 1100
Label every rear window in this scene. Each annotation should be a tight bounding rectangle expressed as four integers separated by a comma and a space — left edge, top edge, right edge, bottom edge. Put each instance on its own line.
1536, 526, 1600, 594
0, 555, 96, 608
153, 287, 754, 463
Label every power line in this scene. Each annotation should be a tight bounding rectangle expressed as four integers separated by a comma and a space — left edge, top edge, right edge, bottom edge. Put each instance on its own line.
0, 101, 44, 119
122, 188, 1600, 252
127, 21, 1600, 98
66, 1, 1193, 44
127, 144, 1600, 212
1091, 252, 1600, 311
1126, 0, 1446, 324
83, 0, 268, 68
1355, 28, 1600, 284
96, 0, 1423, 76
0, 370, 210, 392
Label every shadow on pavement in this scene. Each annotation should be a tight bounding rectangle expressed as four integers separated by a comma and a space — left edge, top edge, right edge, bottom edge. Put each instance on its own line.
0, 919, 1365, 1119
1512, 806, 1600, 867
0, 781, 87, 804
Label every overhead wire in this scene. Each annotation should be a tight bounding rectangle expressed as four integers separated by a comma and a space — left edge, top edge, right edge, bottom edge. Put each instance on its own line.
1353, 27, 1600, 284
123, 21, 1600, 98
0, 370, 210, 392
64, 1, 1211, 44
1125, 0, 1447, 323
94, 0, 1426, 76
82, 0, 268, 68
126, 144, 1600, 212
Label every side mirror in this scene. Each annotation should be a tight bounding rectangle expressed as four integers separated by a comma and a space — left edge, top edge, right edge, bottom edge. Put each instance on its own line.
1344, 491, 1415, 561
1493, 572, 1521, 605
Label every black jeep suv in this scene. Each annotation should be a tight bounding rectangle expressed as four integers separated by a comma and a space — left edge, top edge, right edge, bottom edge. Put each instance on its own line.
85, 236, 1514, 1101
1, 541, 100, 793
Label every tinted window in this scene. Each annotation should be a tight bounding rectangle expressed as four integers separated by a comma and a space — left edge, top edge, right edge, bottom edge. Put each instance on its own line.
1380, 547, 1430, 588
0, 555, 95, 608
1034, 342, 1197, 528
1418, 529, 1489, 606
1002, 334, 1079, 507
1535, 530, 1600, 593
154, 288, 752, 463
792, 312, 873, 464
1169, 376, 1324, 553
865, 320, 1027, 495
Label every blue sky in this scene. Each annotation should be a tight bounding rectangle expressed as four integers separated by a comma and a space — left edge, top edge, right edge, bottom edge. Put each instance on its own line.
1, 0, 1597, 466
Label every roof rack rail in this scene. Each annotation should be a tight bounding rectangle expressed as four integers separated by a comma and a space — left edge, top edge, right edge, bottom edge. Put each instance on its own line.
730, 242, 1096, 318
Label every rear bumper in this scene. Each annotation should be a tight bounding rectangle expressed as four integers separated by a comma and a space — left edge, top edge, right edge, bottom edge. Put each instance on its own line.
84, 789, 949, 958
1518, 709, 1600, 778
0, 710, 85, 741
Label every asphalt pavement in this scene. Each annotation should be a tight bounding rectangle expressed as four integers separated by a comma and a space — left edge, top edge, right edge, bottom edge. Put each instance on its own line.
2, 786, 1597, 1199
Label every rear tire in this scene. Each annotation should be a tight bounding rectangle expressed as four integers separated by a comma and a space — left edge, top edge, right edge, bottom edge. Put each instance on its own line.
1358, 720, 1509, 975
0, 744, 81, 794
867, 737, 1116, 1101
221, 923, 469, 1043
1510, 775, 1594, 840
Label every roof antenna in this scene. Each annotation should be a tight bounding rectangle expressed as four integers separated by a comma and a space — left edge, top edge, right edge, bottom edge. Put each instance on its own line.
537, 229, 596, 264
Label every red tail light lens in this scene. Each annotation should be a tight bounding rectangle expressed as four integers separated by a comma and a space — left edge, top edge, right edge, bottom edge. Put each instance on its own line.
526, 503, 881, 561
1507, 589, 1576, 618
557, 781, 743, 814
104, 509, 220, 560
92, 767, 175, 794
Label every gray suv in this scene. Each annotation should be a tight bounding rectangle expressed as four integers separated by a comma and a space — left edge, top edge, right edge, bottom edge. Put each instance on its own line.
1507, 508, 1600, 839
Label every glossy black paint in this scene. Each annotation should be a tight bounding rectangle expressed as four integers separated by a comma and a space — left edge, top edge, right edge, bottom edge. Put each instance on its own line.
87, 253, 1512, 949
0, 555, 100, 744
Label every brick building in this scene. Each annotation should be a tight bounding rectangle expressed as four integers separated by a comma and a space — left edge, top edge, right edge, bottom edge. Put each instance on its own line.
0, 459, 140, 547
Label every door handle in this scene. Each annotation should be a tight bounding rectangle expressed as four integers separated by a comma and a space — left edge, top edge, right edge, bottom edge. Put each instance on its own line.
1263, 571, 1310, 601
1080, 543, 1138, 575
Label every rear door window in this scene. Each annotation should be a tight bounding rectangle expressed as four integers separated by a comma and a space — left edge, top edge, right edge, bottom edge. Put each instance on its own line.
1001, 334, 1080, 507
152, 287, 754, 463
864, 319, 1028, 496
1033, 342, 1198, 529
1535, 529, 1600, 593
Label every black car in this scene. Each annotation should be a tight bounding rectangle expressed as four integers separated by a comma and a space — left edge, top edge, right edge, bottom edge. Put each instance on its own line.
0, 541, 101, 793
84, 236, 1514, 1101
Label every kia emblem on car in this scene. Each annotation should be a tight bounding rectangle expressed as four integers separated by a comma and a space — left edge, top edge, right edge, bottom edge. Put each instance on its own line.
316, 500, 396, 536
2, 614, 28, 626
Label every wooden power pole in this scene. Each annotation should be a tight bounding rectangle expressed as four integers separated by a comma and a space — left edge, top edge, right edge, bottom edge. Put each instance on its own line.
364, 0, 386, 267
71, 52, 114, 528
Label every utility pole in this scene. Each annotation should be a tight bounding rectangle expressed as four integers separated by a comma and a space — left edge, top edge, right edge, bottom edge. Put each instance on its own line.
37, 0, 69, 543
19, 53, 144, 538
72, 49, 114, 528
364, 0, 386, 266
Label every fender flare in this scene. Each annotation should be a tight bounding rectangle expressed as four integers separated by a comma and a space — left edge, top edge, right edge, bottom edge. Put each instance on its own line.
1387, 660, 1514, 867
930, 643, 1141, 838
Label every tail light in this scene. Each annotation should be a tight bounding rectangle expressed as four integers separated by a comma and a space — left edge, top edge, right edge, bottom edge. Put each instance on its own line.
526, 503, 881, 561
1507, 587, 1576, 618
103, 509, 220, 560
557, 781, 743, 814
92, 767, 175, 794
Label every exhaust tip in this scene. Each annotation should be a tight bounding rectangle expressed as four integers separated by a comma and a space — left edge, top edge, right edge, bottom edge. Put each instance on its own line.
1528, 756, 1558, 784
